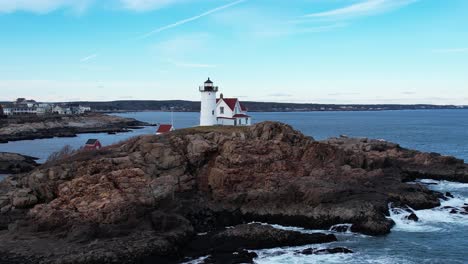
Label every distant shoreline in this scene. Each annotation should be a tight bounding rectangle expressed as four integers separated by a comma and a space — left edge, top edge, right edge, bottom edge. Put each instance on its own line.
101, 107, 468, 114
2, 100, 466, 113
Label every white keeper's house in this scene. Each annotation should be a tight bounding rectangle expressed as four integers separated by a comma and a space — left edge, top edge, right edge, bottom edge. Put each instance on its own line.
199, 78, 252, 127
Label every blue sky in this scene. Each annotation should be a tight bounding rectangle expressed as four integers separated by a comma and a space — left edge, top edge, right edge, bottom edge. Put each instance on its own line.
0, 0, 467, 104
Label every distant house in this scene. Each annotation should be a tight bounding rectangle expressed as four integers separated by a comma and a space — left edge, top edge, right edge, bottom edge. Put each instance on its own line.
156, 124, 174, 135
52, 106, 65, 115
79, 106, 91, 113
11, 107, 37, 115
84, 139, 102, 150
2, 107, 12, 116
15, 98, 36, 108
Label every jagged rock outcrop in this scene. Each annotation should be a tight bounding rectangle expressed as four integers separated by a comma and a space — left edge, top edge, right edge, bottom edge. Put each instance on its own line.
323, 136, 468, 183
0, 152, 39, 174
0, 113, 149, 143
0, 122, 467, 263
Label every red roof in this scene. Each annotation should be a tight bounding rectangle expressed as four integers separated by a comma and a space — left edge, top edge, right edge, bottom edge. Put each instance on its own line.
217, 98, 239, 111
233, 114, 250, 118
156, 124, 173, 133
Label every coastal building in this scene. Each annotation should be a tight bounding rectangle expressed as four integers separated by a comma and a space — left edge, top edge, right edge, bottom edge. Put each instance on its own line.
1, 99, 90, 116
156, 124, 174, 135
15, 98, 36, 108
80, 106, 91, 113
2, 107, 12, 116
52, 106, 65, 115
10, 107, 38, 115
84, 139, 102, 150
199, 78, 251, 126
216, 94, 251, 126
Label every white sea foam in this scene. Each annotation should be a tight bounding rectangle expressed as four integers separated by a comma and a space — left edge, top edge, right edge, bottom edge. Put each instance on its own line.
181, 255, 209, 264
389, 179, 468, 233
248, 222, 332, 234
388, 206, 443, 232
254, 247, 416, 264
416, 179, 468, 192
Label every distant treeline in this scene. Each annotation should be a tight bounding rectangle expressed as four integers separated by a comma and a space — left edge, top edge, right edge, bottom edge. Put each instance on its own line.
58, 100, 468, 112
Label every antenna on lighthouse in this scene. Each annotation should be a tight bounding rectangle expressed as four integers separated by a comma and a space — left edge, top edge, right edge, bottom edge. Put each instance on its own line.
170, 107, 174, 128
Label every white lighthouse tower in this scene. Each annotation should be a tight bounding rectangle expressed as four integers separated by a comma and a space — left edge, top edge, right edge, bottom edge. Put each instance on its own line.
199, 78, 218, 126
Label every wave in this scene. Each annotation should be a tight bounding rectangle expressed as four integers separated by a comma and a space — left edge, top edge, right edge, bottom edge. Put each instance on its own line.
254, 246, 416, 264
416, 179, 468, 192
389, 179, 468, 233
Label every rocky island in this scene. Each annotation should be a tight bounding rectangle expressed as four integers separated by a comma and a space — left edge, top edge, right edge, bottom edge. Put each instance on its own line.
0, 113, 150, 143
0, 153, 39, 174
0, 122, 467, 263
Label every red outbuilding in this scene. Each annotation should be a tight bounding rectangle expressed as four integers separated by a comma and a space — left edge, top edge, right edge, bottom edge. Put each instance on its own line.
84, 139, 102, 150
156, 124, 174, 135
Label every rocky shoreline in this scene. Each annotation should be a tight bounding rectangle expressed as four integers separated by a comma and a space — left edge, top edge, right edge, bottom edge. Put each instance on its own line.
0, 122, 467, 263
0, 153, 39, 174
0, 113, 150, 143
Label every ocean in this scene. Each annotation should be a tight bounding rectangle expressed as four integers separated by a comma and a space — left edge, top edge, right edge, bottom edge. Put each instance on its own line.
0, 109, 467, 263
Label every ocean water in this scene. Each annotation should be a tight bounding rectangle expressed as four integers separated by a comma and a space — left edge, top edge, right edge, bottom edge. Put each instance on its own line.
1, 110, 467, 163
0, 110, 468, 263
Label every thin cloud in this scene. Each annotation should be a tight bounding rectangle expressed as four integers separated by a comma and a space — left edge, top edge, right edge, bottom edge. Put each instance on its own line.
268, 93, 293, 97
139, 0, 247, 39
303, 0, 417, 20
256, 23, 347, 37
0, 0, 92, 14
119, 0, 179, 12
80, 53, 98, 62
432, 48, 468, 54
168, 59, 217, 68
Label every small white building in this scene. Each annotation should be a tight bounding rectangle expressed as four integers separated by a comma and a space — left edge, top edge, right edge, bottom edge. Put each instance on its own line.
199, 78, 251, 126
79, 106, 91, 113
216, 95, 251, 126
2, 107, 12, 116
52, 106, 65, 115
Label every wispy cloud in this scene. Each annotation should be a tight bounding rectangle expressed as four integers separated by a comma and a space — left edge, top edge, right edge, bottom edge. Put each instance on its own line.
256, 23, 347, 37
139, 0, 247, 38
0, 0, 92, 14
267, 93, 293, 97
303, 0, 417, 20
0, 0, 185, 14
119, 0, 179, 12
80, 53, 99, 62
168, 59, 217, 68
432, 48, 468, 54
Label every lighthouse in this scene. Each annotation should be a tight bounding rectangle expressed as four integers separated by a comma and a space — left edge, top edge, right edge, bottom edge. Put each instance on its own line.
199, 78, 218, 126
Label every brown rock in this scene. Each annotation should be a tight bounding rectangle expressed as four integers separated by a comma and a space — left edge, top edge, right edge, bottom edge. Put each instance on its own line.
0, 121, 466, 263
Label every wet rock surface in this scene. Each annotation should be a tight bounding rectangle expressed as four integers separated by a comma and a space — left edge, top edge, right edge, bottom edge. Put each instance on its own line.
0, 122, 467, 263
0, 153, 39, 174
299, 247, 353, 255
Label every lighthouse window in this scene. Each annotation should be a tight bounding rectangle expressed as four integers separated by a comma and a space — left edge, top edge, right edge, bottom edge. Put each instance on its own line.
220, 107, 224, 114
212, 110, 214, 115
